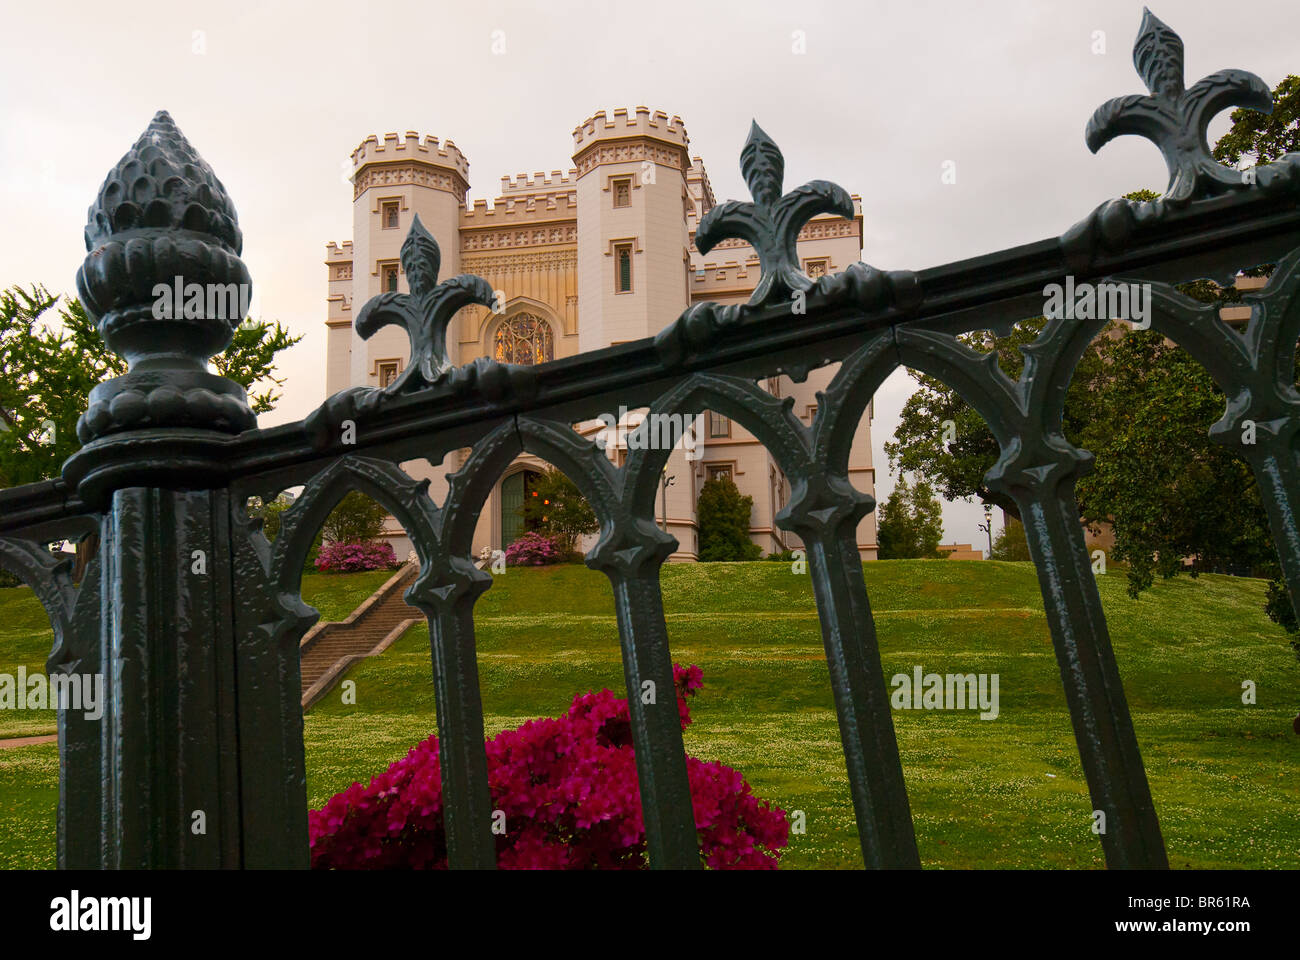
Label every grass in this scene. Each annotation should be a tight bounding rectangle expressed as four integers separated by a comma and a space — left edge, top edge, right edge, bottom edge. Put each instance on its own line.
2, 560, 1298, 869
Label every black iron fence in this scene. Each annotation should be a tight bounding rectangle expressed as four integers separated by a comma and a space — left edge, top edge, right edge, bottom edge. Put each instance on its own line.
3, 10, 1299, 869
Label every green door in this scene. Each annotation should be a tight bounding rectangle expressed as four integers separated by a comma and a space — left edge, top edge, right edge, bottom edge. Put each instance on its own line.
501, 471, 526, 548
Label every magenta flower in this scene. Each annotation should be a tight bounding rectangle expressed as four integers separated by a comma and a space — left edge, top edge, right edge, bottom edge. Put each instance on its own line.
308, 664, 789, 869
503, 532, 565, 566
315, 539, 399, 573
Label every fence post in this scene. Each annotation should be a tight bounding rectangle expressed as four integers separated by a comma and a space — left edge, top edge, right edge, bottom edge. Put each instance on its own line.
59, 111, 307, 867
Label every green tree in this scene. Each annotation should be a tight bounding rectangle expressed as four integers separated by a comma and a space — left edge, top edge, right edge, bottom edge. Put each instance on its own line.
1073, 328, 1278, 593
697, 476, 761, 562
518, 468, 599, 556
885, 316, 1107, 522
1, 285, 300, 581
886, 81, 1300, 646
247, 493, 294, 542
876, 474, 945, 559
0, 288, 122, 487
1213, 75, 1300, 166
321, 491, 388, 544
0, 284, 301, 488
989, 516, 1032, 562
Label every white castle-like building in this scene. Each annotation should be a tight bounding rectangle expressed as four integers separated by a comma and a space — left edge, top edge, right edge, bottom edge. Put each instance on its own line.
324, 108, 877, 561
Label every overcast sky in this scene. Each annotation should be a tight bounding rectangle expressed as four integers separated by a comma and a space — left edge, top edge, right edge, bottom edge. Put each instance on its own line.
2, 0, 1296, 547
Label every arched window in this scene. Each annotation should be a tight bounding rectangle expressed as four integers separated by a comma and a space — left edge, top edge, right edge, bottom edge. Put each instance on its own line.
494, 313, 554, 365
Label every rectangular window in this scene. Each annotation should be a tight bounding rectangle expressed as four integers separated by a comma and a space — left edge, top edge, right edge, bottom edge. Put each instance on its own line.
377, 361, 399, 387
381, 201, 400, 230
709, 411, 730, 438
613, 178, 632, 208
804, 258, 829, 278
382, 263, 399, 292
707, 464, 733, 483
615, 243, 633, 293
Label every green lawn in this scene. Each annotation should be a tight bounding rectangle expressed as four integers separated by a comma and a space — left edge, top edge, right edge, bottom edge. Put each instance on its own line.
2, 560, 1297, 869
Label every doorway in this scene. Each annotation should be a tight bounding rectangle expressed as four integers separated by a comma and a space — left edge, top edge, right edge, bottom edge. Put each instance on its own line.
500, 468, 542, 548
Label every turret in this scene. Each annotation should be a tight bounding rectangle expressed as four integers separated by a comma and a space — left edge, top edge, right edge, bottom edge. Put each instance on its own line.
348, 131, 470, 388
573, 107, 692, 351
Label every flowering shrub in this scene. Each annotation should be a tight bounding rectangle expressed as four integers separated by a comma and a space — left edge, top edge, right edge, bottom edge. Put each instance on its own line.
314, 539, 398, 573
503, 531, 565, 566
309, 664, 789, 869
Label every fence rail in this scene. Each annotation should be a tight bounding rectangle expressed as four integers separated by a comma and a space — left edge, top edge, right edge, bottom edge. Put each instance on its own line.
2, 9, 1299, 868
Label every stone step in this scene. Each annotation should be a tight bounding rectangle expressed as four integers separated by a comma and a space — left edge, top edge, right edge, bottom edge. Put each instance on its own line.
300, 565, 420, 706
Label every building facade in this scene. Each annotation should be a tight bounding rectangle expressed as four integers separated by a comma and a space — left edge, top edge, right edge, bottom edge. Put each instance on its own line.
324, 107, 877, 561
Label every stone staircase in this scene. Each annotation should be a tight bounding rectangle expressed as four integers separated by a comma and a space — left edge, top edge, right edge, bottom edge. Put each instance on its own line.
300, 563, 421, 710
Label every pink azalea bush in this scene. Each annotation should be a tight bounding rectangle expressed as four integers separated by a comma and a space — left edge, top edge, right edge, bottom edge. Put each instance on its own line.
314, 539, 398, 573
308, 664, 789, 869
503, 531, 565, 566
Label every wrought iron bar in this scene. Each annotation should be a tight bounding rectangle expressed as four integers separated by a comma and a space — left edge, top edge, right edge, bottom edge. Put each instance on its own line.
0, 8, 1297, 870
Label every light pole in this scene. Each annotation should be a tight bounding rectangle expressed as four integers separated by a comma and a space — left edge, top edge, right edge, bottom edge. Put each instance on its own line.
978, 504, 994, 558
660, 472, 676, 533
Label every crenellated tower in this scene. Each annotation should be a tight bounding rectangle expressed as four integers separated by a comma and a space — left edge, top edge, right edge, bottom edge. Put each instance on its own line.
572, 108, 692, 351
333, 132, 470, 394
321, 108, 875, 562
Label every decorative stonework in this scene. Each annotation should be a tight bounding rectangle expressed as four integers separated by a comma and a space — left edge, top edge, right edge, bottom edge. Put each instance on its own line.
795, 220, 860, 241
462, 225, 578, 251
574, 140, 688, 177
698, 218, 859, 252
353, 162, 468, 201
462, 250, 577, 273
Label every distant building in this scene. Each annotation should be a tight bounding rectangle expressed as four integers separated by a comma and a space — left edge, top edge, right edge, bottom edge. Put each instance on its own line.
938, 543, 983, 561
325, 108, 876, 560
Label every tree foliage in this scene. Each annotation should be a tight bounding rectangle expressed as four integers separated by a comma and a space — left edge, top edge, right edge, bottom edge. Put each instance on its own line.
320, 491, 388, 544
247, 493, 294, 542
0, 284, 301, 488
0, 288, 124, 487
884, 317, 1106, 522
697, 476, 761, 562
876, 474, 945, 560
1073, 328, 1278, 592
989, 516, 1032, 562
885, 84, 1300, 649
518, 468, 599, 556
1212, 75, 1300, 167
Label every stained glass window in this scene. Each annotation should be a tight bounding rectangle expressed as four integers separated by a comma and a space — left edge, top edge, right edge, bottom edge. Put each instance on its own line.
493, 314, 554, 365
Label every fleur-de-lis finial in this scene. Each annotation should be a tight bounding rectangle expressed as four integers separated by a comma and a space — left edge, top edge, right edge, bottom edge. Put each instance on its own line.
354, 215, 496, 390
695, 121, 854, 306
1085, 8, 1272, 202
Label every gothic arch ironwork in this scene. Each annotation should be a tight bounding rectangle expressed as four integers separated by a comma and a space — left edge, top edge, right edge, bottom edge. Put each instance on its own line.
5, 9, 1300, 870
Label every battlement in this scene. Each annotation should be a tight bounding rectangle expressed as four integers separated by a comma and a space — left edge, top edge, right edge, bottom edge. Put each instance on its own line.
694, 258, 759, 277
500, 169, 579, 194
352, 131, 470, 179
689, 258, 761, 299
325, 241, 353, 260
462, 192, 578, 223
687, 157, 716, 212
572, 107, 689, 151
689, 200, 864, 250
